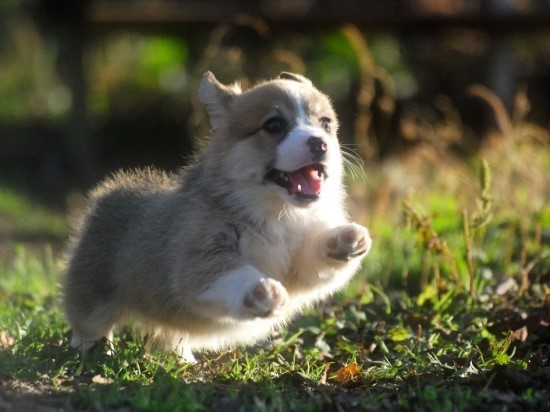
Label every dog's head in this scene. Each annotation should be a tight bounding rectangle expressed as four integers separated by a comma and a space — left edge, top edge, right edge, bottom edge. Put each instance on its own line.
199, 72, 344, 210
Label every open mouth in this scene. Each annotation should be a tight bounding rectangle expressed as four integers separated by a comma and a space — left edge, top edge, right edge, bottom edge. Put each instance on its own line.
265, 164, 326, 202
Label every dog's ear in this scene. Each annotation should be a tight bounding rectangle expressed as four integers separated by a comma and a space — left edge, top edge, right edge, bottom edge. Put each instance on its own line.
277, 72, 312, 85
199, 72, 242, 130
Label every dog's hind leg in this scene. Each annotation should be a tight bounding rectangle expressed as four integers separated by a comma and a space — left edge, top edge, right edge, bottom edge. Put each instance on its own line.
171, 333, 196, 363
142, 328, 196, 363
69, 307, 117, 355
71, 329, 114, 354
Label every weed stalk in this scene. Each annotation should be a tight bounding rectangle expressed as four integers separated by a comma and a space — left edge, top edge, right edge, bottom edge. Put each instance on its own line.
463, 159, 494, 299
402, 199, 460, 293
462, 209, 476, 298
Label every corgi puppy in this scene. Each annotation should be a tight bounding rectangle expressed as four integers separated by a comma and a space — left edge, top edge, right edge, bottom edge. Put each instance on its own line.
63, 72, 372, 362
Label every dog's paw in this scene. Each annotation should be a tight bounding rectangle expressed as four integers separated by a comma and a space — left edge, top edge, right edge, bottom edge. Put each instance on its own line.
326, 223, 372, 261
243, 278, 288, 317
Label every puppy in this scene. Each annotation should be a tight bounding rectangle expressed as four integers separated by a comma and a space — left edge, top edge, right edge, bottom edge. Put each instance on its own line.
63, 72, 372, 362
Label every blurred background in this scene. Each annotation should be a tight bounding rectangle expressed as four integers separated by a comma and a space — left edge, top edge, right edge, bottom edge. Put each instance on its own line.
0, 0, 549, 263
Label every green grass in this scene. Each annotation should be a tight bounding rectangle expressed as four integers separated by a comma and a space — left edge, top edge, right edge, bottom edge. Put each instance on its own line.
0, 186, 68, 241
0, 166, 549, 411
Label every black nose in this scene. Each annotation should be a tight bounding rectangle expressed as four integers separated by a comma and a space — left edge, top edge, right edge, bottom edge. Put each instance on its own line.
307, 136, 328, 161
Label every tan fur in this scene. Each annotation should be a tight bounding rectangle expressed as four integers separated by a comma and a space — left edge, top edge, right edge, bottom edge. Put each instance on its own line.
63, 72, 371, 361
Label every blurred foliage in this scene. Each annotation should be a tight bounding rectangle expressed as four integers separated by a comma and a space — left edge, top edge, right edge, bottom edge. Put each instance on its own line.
0, 0, 29, 12
0, 11, 69, 120
0, 4, 548, 132
88, 35, 189, 115
0, 2, 549, 200
0, 186, 67, 241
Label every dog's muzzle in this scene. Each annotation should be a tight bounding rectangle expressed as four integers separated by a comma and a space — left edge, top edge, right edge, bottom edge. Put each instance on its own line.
265, 163, 326, 203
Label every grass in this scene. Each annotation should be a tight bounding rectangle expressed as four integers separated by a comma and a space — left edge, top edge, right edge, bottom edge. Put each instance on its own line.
0, 186, 68, 242
0, 159, 549, 412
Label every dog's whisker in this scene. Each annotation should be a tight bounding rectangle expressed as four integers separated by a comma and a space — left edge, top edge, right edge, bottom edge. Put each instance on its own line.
341, 146, 366, 182
341, 145, 365, 165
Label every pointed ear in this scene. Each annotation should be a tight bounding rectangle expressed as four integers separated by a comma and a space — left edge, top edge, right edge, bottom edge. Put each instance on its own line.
199, 72, 241, 130
277, 72, 312, 86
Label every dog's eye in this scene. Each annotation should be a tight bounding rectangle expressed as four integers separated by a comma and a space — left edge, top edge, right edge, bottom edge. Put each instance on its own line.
263, 117, 287, 135
320, 117, 332, 133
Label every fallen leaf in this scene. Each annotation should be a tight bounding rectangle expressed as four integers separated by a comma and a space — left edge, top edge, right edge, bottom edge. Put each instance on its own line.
319, 363, 331, 385
0, 330, 14, 350
511, 326, 528, 342
91, 375, 114, 385
495, 278, 518, 295
331, 363, 361, 384
214, 348, 240, 364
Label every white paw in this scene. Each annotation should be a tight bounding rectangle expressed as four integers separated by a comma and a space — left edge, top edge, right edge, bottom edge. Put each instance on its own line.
71, 333, 114, 355
326, 223, 372, 261
176, 345, 196, 364
243, 278, 288, 317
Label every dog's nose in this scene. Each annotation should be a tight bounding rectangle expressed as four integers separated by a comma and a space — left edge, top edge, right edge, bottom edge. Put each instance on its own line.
307, 136, 328, 161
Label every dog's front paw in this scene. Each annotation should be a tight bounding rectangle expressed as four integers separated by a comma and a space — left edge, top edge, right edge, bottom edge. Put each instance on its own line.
326, 223, 372, 261
243, 278, 288, 317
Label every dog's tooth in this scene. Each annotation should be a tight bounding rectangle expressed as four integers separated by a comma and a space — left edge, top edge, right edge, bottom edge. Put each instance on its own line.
297, 184, 302, 192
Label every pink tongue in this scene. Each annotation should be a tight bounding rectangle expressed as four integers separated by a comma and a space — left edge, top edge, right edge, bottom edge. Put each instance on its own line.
287, 166, 322, 195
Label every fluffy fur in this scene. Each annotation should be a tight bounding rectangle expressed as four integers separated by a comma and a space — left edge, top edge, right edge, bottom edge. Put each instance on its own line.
63, 71, 372, 362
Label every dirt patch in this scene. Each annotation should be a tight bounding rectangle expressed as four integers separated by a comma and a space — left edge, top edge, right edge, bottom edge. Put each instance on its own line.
0, 379, 72, 412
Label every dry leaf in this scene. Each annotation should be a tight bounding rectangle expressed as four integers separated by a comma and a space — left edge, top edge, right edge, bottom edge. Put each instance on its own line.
92, 374, 114, 385
511, 326, 528, 342
331, 362, 361, 384
319, 363, 331, 385
214, 348, 241, 364
0, 330, 14, 350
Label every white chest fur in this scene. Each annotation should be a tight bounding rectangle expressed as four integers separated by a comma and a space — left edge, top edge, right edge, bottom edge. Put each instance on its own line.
240, 218, 301, 281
